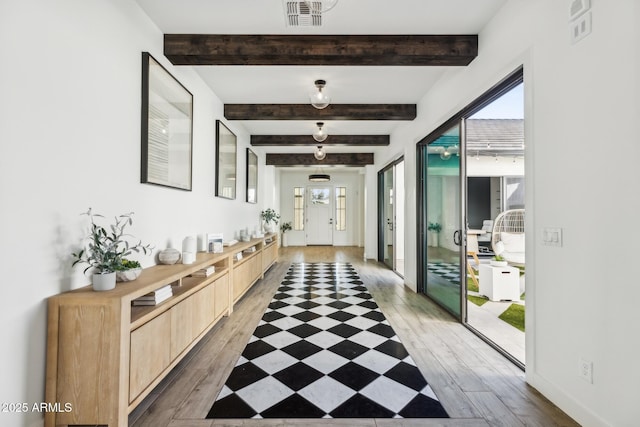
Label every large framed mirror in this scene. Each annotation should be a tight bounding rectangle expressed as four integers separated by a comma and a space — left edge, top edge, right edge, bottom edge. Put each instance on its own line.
246, 148, 258, 204
140, 52, 193, 191
215, 120, 237, 199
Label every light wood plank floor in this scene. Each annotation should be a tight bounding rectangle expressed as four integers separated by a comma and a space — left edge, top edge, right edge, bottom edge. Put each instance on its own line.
130, 246, 578, 427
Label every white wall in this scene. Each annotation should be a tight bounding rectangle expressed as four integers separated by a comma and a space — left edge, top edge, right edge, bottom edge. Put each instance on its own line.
363, 165, 378, 259
0, 1, 265, 426
278, 170, 363, 247
372, 1, 640, 426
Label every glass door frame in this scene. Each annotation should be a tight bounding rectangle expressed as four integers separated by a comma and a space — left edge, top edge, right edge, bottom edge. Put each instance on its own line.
416, 66, 525, 367
377, 156, 404, 275
416, 122, 467, 321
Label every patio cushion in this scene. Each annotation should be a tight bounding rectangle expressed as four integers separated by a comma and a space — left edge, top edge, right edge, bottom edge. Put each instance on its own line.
499, 232, 525, 264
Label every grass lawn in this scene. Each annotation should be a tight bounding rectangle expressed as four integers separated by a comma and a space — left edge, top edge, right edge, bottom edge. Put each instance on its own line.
468, 295, 489, 306
467, 276, 478, 292
498, 304, 525, 332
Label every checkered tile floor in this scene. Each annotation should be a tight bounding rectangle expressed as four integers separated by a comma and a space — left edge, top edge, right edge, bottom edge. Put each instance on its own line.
207, 262, 448, 419
427, 262, 461, 283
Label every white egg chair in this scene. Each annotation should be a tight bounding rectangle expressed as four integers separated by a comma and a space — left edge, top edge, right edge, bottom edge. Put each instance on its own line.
491, 209, 525, 267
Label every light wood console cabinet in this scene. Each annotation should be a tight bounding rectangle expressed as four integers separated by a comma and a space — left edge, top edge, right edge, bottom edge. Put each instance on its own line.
45, 233, 277, 427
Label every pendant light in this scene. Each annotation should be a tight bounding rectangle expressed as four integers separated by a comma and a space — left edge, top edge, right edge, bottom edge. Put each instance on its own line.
309, 166, 330, 182
309, 173, 331, 182
314, 146, 326, 160
309, 80, 331, 109
313, 122, 328, 142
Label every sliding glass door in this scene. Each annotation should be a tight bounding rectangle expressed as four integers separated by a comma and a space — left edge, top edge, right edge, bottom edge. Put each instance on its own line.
378, 158, 405, 276
418, 124, 466, 319
381, 167, 394, 268
417, 68, 525, 366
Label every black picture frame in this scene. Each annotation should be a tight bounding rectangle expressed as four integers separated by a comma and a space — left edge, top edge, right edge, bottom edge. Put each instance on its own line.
246, 148, 258, 204
140, 52, 193, 191
215, 120, 237, 199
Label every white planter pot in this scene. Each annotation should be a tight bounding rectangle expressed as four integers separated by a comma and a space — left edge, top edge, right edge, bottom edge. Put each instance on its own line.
263, 222, 277, 233
116, 268, 142, 282
429, 231, 439, 247
92, 271, 116, 291
282, 233, 289, 247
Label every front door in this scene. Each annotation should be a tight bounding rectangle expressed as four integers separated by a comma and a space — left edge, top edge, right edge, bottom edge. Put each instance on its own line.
306, 187, 333, 245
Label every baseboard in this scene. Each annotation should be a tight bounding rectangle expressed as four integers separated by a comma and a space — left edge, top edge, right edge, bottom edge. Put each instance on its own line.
527, 372, 611, 427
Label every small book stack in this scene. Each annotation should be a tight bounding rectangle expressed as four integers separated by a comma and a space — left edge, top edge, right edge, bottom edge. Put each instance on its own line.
224, 239, 239, 247
132, 285, 173, 306
243, 246, 256, 254
191, 266, 215, 278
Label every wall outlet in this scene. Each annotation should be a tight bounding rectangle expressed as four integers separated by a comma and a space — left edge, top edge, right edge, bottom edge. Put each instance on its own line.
579, 358, 593, 384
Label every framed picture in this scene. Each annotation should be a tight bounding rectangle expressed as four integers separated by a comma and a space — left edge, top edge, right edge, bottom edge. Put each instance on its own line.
246, 148, 258, 204
140, 52, 193, 191
215, 120, 237, 199
206, 233, 224, 254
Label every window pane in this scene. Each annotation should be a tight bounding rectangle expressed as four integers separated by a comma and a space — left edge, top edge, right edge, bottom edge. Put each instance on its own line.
294, 187, 304, 230
336, 187, 346, 231
310, 188, 330, 204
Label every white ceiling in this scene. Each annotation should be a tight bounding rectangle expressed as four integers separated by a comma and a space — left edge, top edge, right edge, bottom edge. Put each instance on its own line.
134, 0, 507, 157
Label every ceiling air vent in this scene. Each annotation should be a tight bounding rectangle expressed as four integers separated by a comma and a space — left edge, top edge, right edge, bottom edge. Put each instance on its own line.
283, 1, 322, 27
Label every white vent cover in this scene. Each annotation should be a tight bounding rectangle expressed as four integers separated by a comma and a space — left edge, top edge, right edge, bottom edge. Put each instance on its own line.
283, 1, 322, 27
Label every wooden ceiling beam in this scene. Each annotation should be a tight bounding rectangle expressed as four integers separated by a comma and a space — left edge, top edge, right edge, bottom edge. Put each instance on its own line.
225, 104, 416, 121
164, 34, 478, 66
251, 135, 389, 146
266, 153, 374, 166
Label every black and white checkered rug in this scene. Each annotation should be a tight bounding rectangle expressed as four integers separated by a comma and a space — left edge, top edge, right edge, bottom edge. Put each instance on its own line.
207, 262, 448, 419
427, 262, 461, 282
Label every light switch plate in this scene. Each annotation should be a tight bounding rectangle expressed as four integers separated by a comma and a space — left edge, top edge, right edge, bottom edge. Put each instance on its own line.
569, 0, 591, 21
570, 10, 592, 44
542, 227, 563, 247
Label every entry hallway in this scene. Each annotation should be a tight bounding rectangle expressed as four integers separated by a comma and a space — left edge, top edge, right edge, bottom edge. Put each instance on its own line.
131, 246, 578, 427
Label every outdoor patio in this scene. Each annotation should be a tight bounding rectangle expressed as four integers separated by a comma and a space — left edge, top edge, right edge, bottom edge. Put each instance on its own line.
425, 247, 525, 366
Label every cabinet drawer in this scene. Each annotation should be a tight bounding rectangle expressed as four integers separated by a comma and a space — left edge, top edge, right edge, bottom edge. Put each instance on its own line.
130, 311, 171, 401
214, 275, 229, 319
170, 296, 195, 360
191, 284, 216, 339
262, 243, 277, 270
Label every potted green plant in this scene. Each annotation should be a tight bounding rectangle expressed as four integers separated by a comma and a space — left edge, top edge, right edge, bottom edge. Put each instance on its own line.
71, 208, 153, 291
114, 258, 143, 282
427, 222, 442, 247
280, 221, 292, 247
260, 208, 280, 233
490, 254, 508, 267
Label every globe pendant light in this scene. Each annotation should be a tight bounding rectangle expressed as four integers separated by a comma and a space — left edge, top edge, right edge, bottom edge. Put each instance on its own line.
313, 122, 328, 142
309, 79, 331, 109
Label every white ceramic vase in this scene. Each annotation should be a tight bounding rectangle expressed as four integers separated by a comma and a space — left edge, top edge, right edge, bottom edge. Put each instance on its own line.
92, 271, 116, 291
282, 233, 288, 247
264, 222, 277, 233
